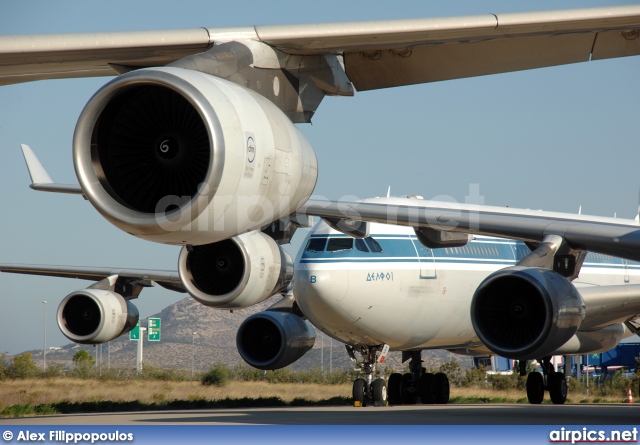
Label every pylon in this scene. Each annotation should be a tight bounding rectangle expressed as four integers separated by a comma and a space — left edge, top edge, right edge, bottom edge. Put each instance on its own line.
627, 388, 633, 403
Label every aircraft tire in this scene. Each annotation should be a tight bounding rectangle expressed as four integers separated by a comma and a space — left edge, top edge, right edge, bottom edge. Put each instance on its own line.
388, 373, 403, 405
401, 373, 418, 404
353, 378, 367, 406
418, 373, 435, 404
526, 372, 545, 404
372, 379, 388, 406
548, 371, 567, 405
434, 372, 450, 404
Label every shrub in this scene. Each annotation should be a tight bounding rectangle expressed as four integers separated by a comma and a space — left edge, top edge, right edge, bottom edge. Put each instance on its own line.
489, 373, 518, 390
439, 361, 463, 387
0, 354, 9, 381
43, 363, 65, 378
9, 353, 40, 379
462, 365, 487, 388
140, 364, 189, 381
72, 349, 95, 379
201, 364, 230, 387
567, 377, 585, 395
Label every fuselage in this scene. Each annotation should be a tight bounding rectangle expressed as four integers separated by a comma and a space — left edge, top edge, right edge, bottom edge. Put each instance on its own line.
293, 220, 640, 352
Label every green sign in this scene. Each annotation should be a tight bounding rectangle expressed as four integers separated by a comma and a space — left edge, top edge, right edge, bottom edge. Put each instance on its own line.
148, 318, 161, 341
129, 322, 140, 340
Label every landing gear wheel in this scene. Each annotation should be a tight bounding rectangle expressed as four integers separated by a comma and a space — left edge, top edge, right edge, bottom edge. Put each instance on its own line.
433, 372, 450, 404
388, 373, 403, 405
372, 379, 388, 406
548, 371, 567, 405
401, 373, 418, 404
419, 373, 435, 404
526, 372, 544, 404
353, 378, 367, 406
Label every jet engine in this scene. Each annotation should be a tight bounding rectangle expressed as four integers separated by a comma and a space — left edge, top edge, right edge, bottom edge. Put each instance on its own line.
470, 266, 585, 360
236, 311, 315, 370
57, 289, 139, 344
73, 66, 317, 246
178, 230, 293, 308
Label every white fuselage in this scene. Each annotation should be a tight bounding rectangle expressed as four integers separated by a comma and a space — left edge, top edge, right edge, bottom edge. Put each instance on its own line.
292, 220, 640, 353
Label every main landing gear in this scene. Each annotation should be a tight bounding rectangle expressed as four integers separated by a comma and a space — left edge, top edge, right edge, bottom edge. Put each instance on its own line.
347, 345, 388, 407
387, 351, 450, 405
522, 356, 567, 405
347, 347, 451, 407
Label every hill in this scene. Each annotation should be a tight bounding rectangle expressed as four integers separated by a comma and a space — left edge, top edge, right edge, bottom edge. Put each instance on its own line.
22, 295, 462, 374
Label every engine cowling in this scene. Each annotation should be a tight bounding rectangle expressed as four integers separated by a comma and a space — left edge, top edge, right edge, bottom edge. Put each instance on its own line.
73, 66, 317, 246
470, 266, 585, 360
57, 289, 139, 344
552, 324, 626, 355
178, 230, 293, 308
236, 311, 315, 370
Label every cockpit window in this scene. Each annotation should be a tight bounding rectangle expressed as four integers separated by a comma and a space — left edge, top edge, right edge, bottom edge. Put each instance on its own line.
305, 237, 327, 252
355, 238, 368, 252
364, 237, 383, 253
305, 236, 382, 253
326, 237, 354, 252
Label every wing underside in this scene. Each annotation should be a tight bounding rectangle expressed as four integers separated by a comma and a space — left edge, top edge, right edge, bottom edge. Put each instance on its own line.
0, 264, 185, 293
1, 5, 639, 87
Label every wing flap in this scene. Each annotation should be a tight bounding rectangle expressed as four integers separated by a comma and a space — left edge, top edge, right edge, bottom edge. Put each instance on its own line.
592, 29, 640, 60
344, 33, 595, 91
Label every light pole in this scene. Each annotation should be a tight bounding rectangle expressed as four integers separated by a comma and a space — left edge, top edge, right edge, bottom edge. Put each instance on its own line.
42, 301, 47, 373
321, 331, 324, 375
191, 332, 196, 380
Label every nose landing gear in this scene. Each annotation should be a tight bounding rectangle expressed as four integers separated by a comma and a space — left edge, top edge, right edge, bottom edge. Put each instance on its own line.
347, 345, 389, 407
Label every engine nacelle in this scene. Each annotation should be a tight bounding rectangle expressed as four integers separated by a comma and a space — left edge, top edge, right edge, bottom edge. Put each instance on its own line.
57, 289, 139, 344
73, 66, 317, 246
178, 230, 293, 308
470, 267, 585, 360
551, 324, 627, 355
236, 311, 315, 370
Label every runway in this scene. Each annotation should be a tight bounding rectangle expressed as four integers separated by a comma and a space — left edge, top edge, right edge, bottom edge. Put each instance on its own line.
0, 404, 638, 425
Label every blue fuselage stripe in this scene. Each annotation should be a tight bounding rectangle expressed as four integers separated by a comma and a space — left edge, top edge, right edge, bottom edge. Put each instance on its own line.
300, 236, 631, 268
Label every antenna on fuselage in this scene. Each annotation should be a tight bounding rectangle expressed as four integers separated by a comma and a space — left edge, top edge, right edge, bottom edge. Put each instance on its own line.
387, 186, 391, 198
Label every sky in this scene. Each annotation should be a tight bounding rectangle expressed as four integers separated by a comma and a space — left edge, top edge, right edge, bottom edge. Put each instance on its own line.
1, 0, 640, 355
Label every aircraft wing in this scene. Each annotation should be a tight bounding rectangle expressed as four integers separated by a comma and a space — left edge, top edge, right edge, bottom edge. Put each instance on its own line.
1, 5, 640, 87
0, 264, 185, 293
301, 197, 640, 264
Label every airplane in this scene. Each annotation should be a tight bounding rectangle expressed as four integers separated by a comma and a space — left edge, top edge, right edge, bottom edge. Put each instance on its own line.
2, 5, 640, 406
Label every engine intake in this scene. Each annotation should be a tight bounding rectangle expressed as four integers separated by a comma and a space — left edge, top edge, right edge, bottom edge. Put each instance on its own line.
74, 67, 317, 246
178, 230, 293, 308
94, 85, 211, 214
236, 311, 315, 370
57, 289, 139, 344
470, 266, 584, 360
